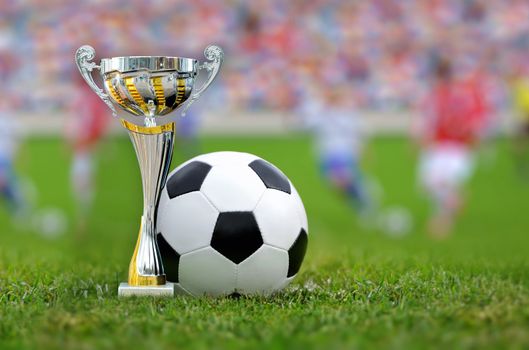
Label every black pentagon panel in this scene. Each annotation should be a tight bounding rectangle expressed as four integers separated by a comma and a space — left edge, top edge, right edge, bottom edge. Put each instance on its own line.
157, 233, 180, 283
249, 159, 291, 194
211, 212, 263, 264
166, 161, 212, 199
287, 228, 308, 277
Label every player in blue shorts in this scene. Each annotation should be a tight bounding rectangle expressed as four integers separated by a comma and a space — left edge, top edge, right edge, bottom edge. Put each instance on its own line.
0, 104, 24, 219
297, 85, 372, 215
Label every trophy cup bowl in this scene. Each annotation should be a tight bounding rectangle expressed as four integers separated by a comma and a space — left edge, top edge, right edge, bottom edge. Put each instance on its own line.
101, 57, 196, 118
75, 45, 223, 297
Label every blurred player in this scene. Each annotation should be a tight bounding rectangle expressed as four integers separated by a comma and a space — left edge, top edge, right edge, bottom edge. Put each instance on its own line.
509, 67, 529, 180
415, 59, 489, 238
297, 84, 372, 219
66, 77, 109, 235
0, 100, 24, 219
175, 107, 201, 160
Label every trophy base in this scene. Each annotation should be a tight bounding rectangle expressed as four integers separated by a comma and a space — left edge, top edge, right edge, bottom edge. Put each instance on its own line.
118, 282, 175, 297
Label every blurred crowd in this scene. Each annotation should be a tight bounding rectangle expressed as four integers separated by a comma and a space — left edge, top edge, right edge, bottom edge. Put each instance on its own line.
1, 0, 529, 113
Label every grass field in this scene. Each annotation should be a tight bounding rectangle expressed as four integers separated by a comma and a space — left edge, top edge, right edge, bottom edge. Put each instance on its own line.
1, 135, 529, 349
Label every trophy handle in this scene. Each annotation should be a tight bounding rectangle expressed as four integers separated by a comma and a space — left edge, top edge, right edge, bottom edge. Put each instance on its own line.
75, 45, 118, 117
181, 45, 224, 116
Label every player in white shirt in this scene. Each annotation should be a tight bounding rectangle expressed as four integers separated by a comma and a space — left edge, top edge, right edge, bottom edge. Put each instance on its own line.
0, 104, 24, 217
297, 86, 371, 215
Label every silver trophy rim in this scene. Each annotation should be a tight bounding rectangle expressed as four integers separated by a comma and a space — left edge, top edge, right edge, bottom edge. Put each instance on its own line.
100, 56, 198, 74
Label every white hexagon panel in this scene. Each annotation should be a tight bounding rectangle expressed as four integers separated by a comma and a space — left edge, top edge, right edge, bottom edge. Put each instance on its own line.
192, 151, 259, 167
291, 183, 309, 232
157, 191, 218, 254
253, 190, 302, 250
179, 247, 237, 296
200, 165, 266, 212
236, 245, 289, 295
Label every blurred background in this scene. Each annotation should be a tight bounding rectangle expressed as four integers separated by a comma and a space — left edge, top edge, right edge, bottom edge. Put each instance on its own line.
1, 0, 529, 262
2, 0, 529, 124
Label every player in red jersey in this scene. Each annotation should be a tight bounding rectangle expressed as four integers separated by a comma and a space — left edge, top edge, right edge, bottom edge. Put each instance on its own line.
414, 59, 489, 238
65, 76, 110, 235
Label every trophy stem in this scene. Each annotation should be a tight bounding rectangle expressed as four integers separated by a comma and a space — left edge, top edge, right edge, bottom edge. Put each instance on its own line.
118, 120, 175, 297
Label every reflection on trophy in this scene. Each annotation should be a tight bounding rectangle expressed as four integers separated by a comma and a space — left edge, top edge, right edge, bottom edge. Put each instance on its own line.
75, 44, 223, 296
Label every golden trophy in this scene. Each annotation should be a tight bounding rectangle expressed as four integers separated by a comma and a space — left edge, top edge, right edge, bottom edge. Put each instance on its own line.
75, 44, 223, 296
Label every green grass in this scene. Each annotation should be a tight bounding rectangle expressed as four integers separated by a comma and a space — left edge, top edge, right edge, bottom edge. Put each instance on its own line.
1, 135, 529, 349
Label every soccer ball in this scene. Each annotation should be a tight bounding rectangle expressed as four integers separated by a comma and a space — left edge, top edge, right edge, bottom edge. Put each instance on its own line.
378, 206, 413, 237
156, 151, 308, 296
